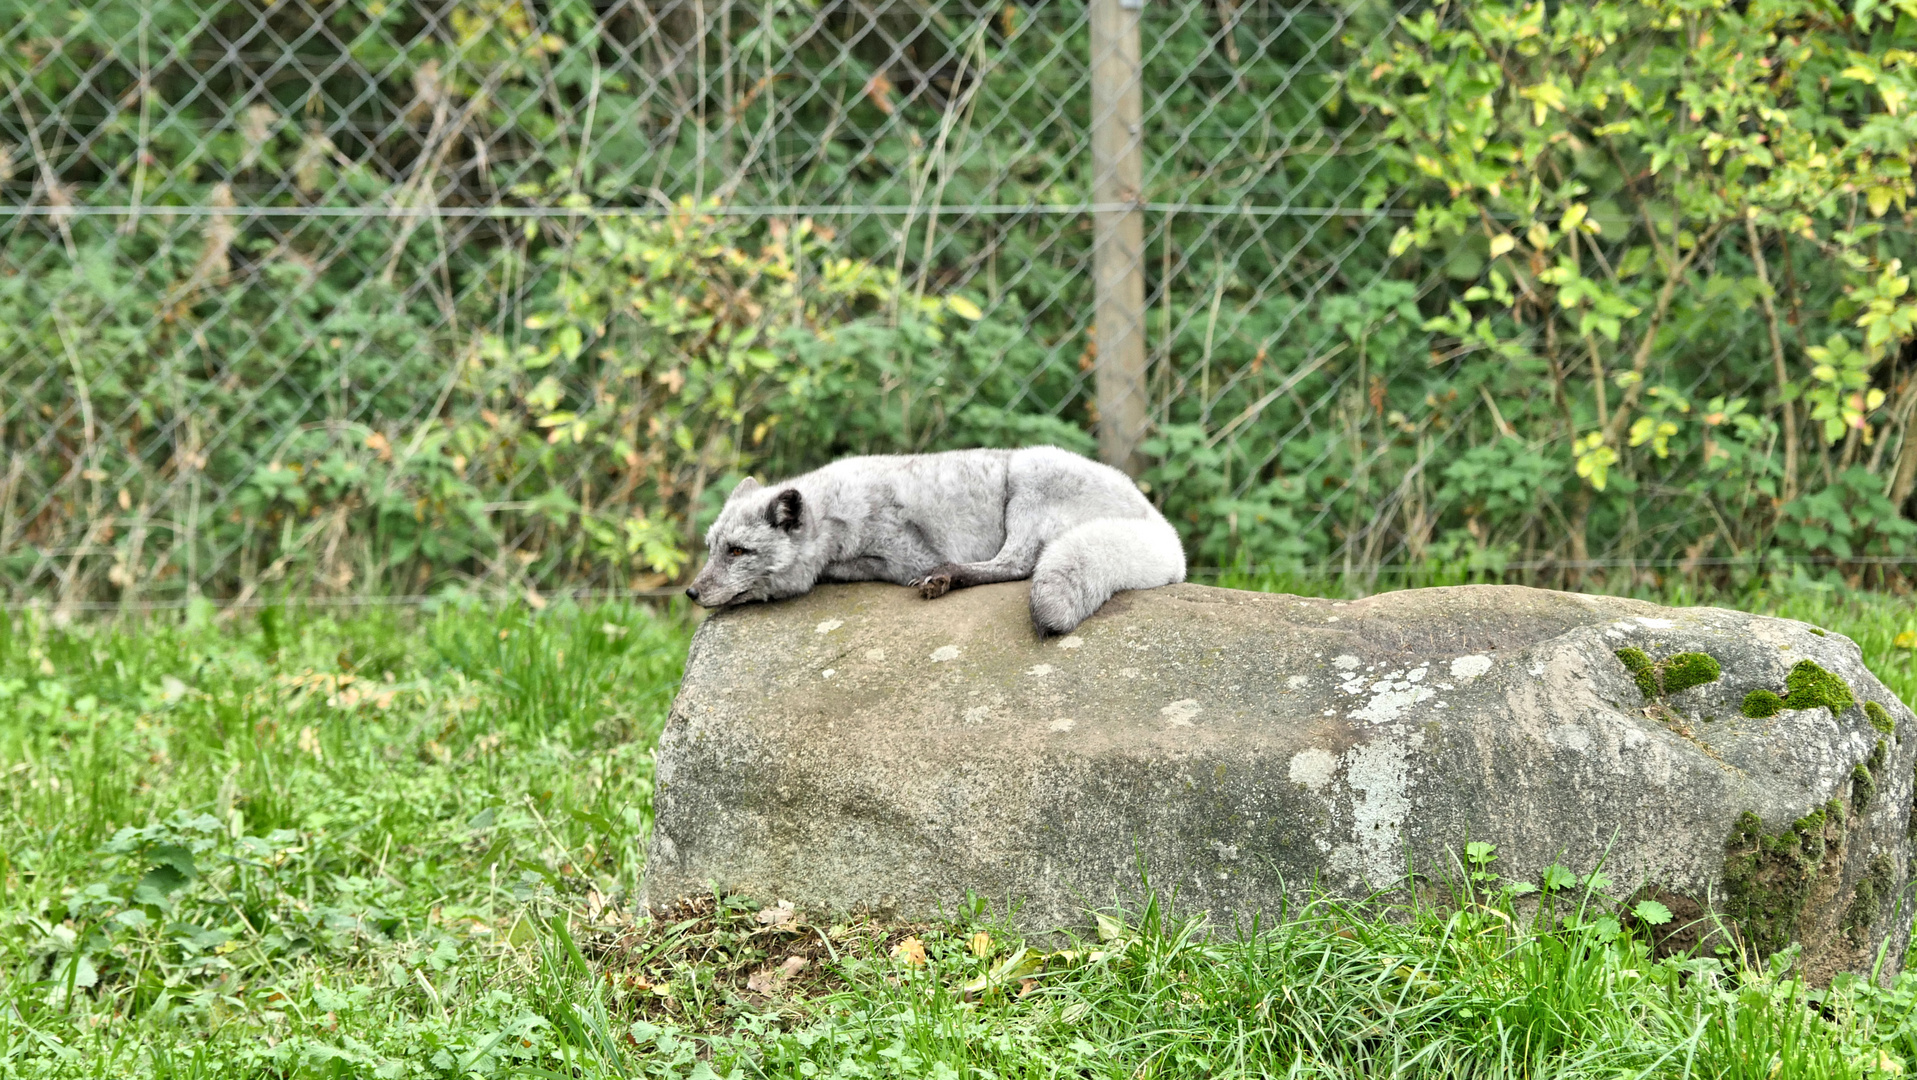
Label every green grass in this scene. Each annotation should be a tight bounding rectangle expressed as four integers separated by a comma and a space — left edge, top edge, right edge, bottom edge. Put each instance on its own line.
4, 582, 1917, 1078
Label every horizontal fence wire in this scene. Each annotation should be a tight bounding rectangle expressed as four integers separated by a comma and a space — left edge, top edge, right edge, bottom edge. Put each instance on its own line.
11, 557, 1914, 617
0, 203, 1429, 217
4, 0, 1917, 615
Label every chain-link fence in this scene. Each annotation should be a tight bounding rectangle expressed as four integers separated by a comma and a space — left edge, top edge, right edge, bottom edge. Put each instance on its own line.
5, 0, 1917, 612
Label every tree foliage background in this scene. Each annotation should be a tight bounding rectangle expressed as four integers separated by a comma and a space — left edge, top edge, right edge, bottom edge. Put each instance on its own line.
5, 0, 1917, 608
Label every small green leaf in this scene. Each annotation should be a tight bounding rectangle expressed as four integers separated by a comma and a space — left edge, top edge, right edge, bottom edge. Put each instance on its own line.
133, 864, 191, 906
1633, 899, 1673, 926
507, 915, 539, 947
62, 954, 99, 990
150, 844, 197, 878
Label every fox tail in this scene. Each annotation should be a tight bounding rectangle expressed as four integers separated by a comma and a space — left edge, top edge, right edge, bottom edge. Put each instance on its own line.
1028, 516, 1186, 634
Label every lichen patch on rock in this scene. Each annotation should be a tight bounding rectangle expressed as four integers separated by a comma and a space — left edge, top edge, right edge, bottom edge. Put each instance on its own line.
1288, 748, 1338, 790
1331, 729, 1425, 888
1351, 682, 1437, 726
1449, 655, 1493, 681
1160, 699, 1201, 727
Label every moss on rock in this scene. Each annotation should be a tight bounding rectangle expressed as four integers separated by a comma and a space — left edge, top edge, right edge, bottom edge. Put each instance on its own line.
1849, 742, 1886, 816
1662, 652, 1723, 695
1853, 764, 1878, 814
1782, 660, 1855, 717
1615, 648, 1659, 698
1616, 648, 1723, 702
1866, 700, 1895, 736
1845, 853, 1896, 947
1909, 752, 1917, 842
1723, 805, 1847, 960
1738, 661, 1857, 722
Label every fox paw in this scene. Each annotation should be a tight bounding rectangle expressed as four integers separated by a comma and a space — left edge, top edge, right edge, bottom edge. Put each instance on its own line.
917, 572, 954, 600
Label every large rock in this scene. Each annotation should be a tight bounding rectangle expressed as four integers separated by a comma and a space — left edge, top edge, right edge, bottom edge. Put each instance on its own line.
641, 582, 1915, 980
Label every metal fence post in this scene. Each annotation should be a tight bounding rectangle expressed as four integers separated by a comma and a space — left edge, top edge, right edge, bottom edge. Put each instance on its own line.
1090, 0, 1150, 478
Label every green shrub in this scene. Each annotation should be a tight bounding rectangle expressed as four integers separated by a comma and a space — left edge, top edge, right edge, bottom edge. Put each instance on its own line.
10, 0, 1917, 602
1341, 0, 1917, 574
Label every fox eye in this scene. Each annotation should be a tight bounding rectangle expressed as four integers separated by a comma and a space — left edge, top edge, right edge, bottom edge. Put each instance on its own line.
727, 546, 750, 558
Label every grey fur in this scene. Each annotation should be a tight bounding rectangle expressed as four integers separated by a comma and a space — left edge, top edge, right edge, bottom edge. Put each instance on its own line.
684, 446, 1187, 633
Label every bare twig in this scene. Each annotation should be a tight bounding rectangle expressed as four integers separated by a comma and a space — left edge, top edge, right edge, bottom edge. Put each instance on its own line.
1204, 344, 1348, 449
912, 24, 991, 309
1743, 212, 1800, 503
121, 10, 153, 237
1885, 375, 1917, 509
1602, 221, 1722, 448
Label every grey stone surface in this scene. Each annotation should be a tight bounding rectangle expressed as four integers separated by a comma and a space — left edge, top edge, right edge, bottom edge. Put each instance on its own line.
640, 582, 1915, 980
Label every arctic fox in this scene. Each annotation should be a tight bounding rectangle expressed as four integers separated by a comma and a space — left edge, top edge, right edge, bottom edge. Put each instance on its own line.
683, 446, 1186, 634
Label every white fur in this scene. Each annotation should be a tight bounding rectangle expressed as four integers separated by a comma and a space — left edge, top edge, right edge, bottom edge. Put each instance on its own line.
685, 446, 1186, 633
1028, 516, 1188, 634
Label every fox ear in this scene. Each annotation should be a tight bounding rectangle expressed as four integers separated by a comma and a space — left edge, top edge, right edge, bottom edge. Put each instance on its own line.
766, 488, 803, 531
730, 476, 762, 500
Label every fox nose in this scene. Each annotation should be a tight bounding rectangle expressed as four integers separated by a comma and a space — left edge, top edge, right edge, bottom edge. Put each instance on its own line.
685, 586, 699, 601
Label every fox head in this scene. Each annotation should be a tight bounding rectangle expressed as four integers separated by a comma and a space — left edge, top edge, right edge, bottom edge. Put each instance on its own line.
684, 477, 814, 607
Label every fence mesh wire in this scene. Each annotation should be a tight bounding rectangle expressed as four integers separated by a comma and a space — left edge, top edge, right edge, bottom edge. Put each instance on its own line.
4, 0, 1915, 611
